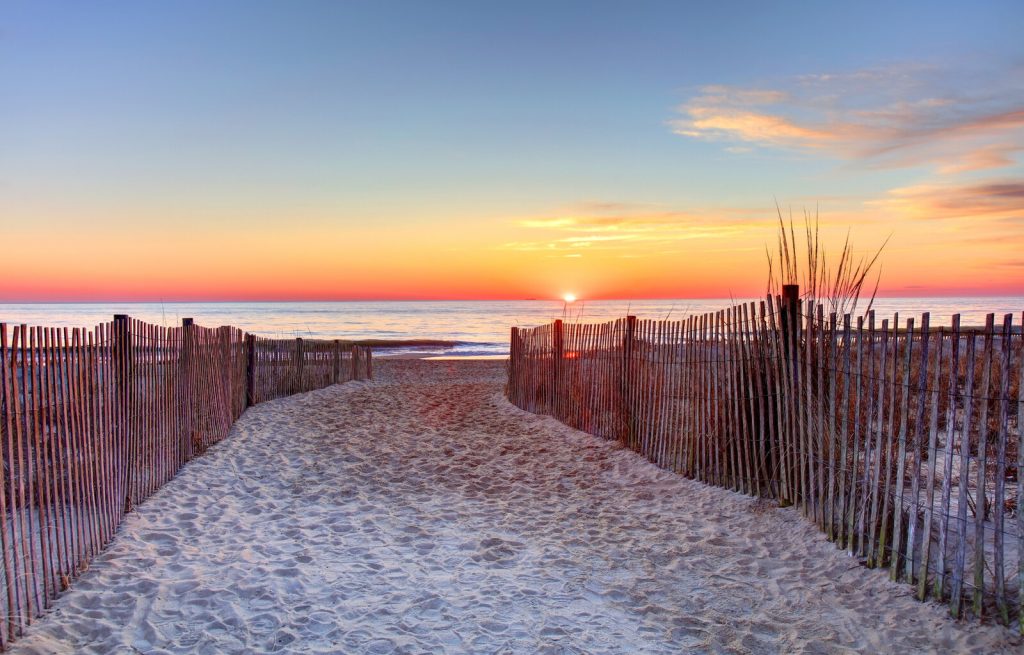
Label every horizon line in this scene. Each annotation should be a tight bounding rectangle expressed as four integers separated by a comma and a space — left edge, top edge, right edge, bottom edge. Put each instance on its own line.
3, 291, 1024, 304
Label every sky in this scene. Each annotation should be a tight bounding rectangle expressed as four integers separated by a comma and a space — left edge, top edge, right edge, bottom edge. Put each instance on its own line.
1, 1, 1022, 301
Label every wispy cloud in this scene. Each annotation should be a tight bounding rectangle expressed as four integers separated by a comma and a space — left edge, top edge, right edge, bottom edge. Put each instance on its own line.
869, 179, 1024, 220
935, 144, 1024, 174
671, 63, 1024, 173
501, 205, 769, 255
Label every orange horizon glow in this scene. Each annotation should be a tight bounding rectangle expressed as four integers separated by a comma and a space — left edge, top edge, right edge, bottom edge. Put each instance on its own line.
4, 194, 1024, 303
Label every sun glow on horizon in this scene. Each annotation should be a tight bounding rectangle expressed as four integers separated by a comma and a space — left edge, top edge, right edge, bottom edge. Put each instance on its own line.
563, 293, 577, 303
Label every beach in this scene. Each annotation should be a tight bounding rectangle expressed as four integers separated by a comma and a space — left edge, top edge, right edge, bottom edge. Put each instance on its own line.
9, 359, 1020, 654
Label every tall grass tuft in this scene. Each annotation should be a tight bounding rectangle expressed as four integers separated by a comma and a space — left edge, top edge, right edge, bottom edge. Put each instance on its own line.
766, 204, 888, 318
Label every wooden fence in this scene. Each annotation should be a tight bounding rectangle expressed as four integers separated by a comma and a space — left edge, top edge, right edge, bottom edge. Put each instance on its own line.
0, 316, 371, 648
507, 293, 1023, 633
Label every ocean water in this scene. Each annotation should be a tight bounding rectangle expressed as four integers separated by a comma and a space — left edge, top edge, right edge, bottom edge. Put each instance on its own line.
1, 298, 1022, 357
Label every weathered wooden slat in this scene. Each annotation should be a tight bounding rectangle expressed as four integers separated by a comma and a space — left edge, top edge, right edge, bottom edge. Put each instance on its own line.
73, 328, 94, 562
865, 316, 890, 565
739, 303, 758, 494
766, 296, 790, 503
27, 328, 52, 605
724, 309, 741, 491
824, 311, 838, 540
803, 302, 815, 520
741, 305, 756, 492
873, 314, 900, 568
673, 318, 688, 472
575, 324, 586, 434
950, 322, 980, 618
670, 319, 685, 469
751, 302, 770, 496
918, 327, 945, 599
991, 314, 1012, 625
15, 325, 42, 618
36, 327, 59, 601
846, 315, 864, 552
902, 314, 930, 583
836, 314, 853, 548
657, 321, 676, 469
887, 317, 915, 578
935, 315, 962, 602
39, 329, 63, 594
971, 315, 996, 617
680, 316, 694, 476
1017, 312, 1024, 635
815, 304, 826, 527
0, 324, 18, 639
693, 316, 704, 481
734, 306, 747, 492
717, 311, 726, 486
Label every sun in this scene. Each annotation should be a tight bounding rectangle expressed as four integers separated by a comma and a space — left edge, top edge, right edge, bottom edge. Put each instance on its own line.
562, 293, 577, 303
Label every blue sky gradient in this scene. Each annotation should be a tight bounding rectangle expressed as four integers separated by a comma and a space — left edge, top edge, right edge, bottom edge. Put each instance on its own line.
1, 1, 1022, 299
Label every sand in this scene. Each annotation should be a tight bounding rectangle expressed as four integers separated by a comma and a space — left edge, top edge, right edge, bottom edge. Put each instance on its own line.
9, 359, 1021, 654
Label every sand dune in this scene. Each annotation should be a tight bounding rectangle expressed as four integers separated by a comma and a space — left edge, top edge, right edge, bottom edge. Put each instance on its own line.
9, 359, 1021, 654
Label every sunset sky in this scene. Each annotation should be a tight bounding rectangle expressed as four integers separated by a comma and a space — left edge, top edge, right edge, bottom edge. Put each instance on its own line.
1, 1, 1022, 301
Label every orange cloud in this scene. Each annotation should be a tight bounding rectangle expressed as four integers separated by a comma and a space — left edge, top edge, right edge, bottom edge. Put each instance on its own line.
869, 180, 1024, 220
935, 144, 1023, 174
506, 208, 768, 257
672, 64, 1024, 173
677, 107, 837, 147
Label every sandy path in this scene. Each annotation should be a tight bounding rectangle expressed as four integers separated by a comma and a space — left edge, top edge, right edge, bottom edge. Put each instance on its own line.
10, 360, 1021, 654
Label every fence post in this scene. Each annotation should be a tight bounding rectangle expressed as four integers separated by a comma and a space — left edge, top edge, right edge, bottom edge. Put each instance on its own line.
295, 337, 304, 392
509, 327, 519, 404
621, 315, 637, 445
366, 348, 372, 379
780, 286, 801, 395
552, 320, 564, 417
218, 326, 231, 424
780, 287, 801, 403
245, 333, 256, 407
332, 339, 341, 383
781, 285, 800, 351
112, 314, 135, 512
779, 286, 800, 506
180, 318, 195, 462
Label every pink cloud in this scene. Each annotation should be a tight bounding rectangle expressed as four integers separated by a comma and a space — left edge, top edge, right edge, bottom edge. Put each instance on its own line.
869, 180, 1024, 219
672, 63, 1024, 173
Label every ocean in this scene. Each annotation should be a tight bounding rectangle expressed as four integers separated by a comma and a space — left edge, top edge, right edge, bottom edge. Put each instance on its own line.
1, 298, 1022, 357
